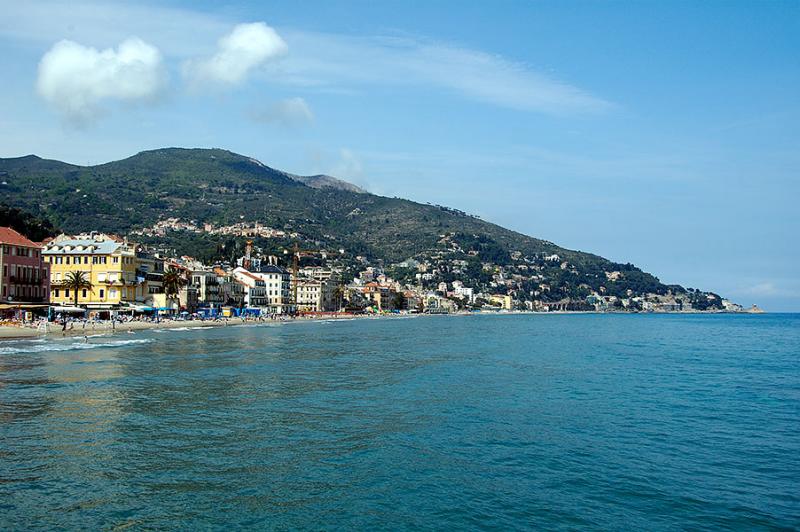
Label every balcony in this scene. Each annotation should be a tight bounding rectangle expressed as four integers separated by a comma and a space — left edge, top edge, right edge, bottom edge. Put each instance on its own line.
7, 276, 42, 286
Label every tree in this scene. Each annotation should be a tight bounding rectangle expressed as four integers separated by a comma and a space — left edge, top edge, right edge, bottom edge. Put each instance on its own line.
391, 291, 406, 310
332, 283, 346, 311
60, 271, 92, 307
163, 267, 187, 299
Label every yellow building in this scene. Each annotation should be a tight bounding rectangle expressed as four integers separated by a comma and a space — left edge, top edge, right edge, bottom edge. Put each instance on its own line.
43, 234, 137, 309
489, 294, 513, 310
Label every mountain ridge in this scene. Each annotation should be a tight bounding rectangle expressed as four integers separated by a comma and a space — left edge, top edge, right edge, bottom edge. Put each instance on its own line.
0, 147, 727, 310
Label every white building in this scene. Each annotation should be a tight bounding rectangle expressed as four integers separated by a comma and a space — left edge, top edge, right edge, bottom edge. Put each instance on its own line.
191, 270, 223, 307
232, 269, 268, 307
235, 265, 291, 313
453, 285, 475, 303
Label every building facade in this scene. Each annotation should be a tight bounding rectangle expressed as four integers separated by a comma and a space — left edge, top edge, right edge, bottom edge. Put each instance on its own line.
232, 268, 268, 307
298, 267, 340, 311
294, 277, 323, 312
43, 233, 137, 309
0, 227, 50, 304
134, 248, 164, 305
191, 270, 224, 308
249, 265, 292, 313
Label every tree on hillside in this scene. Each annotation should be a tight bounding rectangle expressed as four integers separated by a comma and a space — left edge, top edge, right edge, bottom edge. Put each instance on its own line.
0, 205, 58, 241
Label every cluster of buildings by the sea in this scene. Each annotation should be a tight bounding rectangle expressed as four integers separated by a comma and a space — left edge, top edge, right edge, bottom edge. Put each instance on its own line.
1, 224, 754, 322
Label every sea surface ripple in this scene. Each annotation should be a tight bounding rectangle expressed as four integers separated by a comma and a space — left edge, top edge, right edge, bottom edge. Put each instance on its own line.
1, 314, 798, 530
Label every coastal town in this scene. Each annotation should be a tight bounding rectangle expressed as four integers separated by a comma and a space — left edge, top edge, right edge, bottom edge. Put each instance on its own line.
1, 219, 754, 331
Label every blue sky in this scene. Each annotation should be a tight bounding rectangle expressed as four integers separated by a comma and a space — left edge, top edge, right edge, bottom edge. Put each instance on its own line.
1, 1, 798, 310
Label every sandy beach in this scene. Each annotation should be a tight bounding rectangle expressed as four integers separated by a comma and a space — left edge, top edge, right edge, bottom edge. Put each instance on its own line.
0, 319, 234, 339
0, 313, 382, 340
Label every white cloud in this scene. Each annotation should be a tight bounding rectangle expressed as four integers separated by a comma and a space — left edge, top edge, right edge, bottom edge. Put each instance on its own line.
2, 1, 610, 114
273, 32, 613, 114
36, 37, 166, 125
250, 97, 314, 127
183, 22, 288, 87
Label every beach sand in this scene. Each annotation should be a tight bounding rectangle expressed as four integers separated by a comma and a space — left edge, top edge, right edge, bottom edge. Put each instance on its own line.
0, 313, 390, 340
0, 319, 230, 339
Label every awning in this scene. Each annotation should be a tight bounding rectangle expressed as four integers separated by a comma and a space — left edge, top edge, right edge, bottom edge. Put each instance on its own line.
0, 303, 50, 310
124, 304, 155, 312
50, 306, 86, 313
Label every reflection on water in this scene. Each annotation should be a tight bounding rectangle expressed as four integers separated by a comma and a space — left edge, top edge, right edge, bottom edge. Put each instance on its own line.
1, 315, 799, 530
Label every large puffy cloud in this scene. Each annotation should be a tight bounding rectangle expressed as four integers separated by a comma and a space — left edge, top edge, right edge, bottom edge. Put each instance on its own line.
250, 97, 314, 127
36, 37, 166, 125
183, 22, 288, 86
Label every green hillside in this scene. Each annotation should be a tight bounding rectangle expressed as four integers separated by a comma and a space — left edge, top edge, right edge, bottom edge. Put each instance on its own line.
0, 147, 722, 307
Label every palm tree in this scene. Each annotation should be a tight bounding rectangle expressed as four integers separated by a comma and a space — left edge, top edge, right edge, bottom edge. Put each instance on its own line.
61, 271, 92, 307
162, 267, 187, 299
333, 283, 347, 311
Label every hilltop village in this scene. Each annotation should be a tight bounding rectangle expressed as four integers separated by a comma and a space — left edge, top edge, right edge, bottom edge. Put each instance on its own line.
1, 218, 750, 320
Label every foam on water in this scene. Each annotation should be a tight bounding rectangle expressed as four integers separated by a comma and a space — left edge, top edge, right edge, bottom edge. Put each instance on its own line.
0, 337, 153, 355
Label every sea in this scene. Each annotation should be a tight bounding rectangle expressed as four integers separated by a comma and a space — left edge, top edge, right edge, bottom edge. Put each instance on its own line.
1, 313, 798, 530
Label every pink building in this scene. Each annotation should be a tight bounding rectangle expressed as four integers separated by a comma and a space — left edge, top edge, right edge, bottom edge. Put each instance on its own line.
0, 227, 50, 304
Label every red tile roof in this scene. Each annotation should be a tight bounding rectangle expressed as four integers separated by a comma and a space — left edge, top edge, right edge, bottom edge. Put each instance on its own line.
0, 227, 41, 248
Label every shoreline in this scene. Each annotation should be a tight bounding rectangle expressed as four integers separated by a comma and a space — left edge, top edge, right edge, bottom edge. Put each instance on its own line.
0, 309, 767, 342
0, 312, 382, 340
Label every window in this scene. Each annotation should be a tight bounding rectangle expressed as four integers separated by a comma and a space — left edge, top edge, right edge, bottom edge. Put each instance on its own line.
65, 289, 70, 298
82, 289, 87, 298
84, 256, 89, 264
54, 289, 59, 297
99, 289, 105, 298
109, 288, 117, 298
113, 257, 119, 264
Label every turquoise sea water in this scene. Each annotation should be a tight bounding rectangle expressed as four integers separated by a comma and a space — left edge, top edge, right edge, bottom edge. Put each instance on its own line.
1, 314, 798, 530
